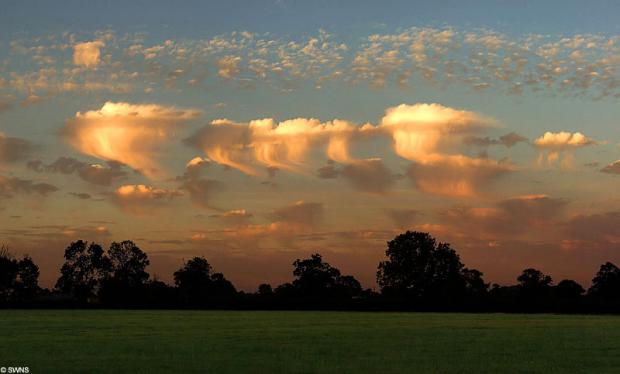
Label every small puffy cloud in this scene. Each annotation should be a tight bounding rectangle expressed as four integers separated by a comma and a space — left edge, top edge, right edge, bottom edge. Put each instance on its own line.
210, 209, 253, 226
270, 200, 323, 227
217, 56, 242, 78
0, 175, 58, 199
534, 131, 597, 149
600, 160, 620, 175
534, 131, 598, 167
0, 133, 36, 163
463, 132, 528, 148
499, 132, 528, 147
28, 156, 127, 185
62, 102, 201, 178
73, 41, 104, 67
111, 184, 183, 215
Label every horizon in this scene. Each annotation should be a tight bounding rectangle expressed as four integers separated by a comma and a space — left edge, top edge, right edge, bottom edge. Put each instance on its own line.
1, 0, 620, 292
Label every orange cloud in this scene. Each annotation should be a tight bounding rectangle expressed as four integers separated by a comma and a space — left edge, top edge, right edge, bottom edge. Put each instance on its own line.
111, 184, 183, 215
534, 131, 598, 167
380, 103, 510, 197
73, 41, 104, 67
63, 102, 201, 178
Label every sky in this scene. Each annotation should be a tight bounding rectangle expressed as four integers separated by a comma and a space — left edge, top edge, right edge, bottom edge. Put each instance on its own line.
1, 0, 619, 290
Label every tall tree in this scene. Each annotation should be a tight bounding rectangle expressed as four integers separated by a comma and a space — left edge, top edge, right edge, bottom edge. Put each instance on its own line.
174, 256, 237, 306
55, 240, 110, 303
589, 262, 620, 301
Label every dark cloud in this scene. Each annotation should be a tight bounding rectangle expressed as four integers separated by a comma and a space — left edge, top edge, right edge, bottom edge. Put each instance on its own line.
340, 159, 396, 194
175, 158, 222, 208
317, 160, 339, 179
385, 208, 420, 229
28, 156, 127, 185
68, 192, 92, 199
601, 160, 620, 175
463, 132, 527, 148
0, 175, 58, 199
566, 211, 620, 242
270, 201, 323, 226
499, 132, 528, 147
0, 134, 37, 163
317, 159, 397, 194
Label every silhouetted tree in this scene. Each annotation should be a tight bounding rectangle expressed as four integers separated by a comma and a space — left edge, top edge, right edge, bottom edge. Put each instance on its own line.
99, 241, 150, 306
107, 241, 150, 286
257, 283, 273, 296
376, 231, 486, 308
286, 253, 363, 304
0, 246, 41, 304
55, 240, 111, 303
14, 255, 40, 301
515, 268, 553, 311
0, 245, 18, 302
554, 279, 585, 299
174, 257, 237, 307
589, 262, 620, 302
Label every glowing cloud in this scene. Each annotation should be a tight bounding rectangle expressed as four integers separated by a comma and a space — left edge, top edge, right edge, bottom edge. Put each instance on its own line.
380, 103, 510, 197
73, 41, 104, 67
534, 131, 598, 167
63, 102, 201, 178
111, 184, 183, 215
185, 117, 359, 176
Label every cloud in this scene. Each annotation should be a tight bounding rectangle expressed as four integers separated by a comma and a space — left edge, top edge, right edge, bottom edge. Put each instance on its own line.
379, 103, 495, 161
339, 159, 396, 194
600, 160, 620, 175
27, 157, 127, 185
534, 131, 597, 149
499, 132, 529, 147
441, 194, 568, 239
210, 209, 253, 226
385, 208, 420, 229
0, 133, 36, 163
463, 132, 528, 148
111, 184, 183, 215
407, 155, 513, 197
62, 102, 201, 178
0, 175, 58, 199
270, 200, 323, 227
175, 157, 222, 208
534, 131, 598, 166
73, 41, 104, 67
379, 103, 511, 197
68, 192, 92, 200
217, 56, 242, 78
185, 117, 359, 176
566, 211, 620, 243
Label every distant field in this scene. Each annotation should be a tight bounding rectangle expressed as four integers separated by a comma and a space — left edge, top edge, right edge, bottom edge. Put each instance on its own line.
1, 311, 620, 373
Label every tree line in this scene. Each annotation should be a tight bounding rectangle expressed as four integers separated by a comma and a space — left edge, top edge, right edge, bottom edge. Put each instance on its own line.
2, 231, 620, 312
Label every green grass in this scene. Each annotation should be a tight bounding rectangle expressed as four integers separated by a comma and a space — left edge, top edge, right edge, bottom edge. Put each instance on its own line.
1, 311, 620, 373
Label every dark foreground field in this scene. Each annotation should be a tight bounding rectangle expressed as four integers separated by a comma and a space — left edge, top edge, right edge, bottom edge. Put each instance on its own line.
1, 311, 620, 373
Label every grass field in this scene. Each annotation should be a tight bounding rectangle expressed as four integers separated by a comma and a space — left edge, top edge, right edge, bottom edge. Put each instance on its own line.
1, 310, 620, 373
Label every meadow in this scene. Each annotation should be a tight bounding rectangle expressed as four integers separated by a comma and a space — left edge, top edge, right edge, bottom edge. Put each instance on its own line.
1, 310, 620, 373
